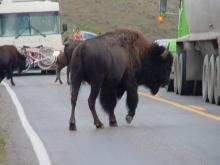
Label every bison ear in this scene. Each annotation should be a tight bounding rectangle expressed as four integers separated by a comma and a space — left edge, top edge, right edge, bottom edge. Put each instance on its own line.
160, 42, 170, 60
166, 42, 170, 50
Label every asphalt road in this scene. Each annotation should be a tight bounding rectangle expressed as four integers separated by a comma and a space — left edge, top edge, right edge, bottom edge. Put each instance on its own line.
1, 73, 220, 165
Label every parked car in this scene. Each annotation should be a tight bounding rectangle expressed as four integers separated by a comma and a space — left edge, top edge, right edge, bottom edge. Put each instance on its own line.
81, 31, 97, 40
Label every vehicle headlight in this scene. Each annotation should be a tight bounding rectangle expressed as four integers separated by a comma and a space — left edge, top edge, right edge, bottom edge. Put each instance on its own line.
53, 50, 60, 57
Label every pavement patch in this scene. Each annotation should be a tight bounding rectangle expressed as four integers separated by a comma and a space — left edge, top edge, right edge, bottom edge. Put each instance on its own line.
138, 91, 220, 122
2, 81, 51, 165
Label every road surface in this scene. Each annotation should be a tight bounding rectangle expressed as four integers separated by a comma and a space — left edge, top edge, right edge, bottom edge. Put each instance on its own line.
0, 73, 220, 165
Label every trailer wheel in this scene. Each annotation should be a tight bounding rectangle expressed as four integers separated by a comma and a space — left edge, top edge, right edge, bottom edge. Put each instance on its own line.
202, 54, 210, 102
207, 55, 216, 103
177, 53, 193, 95
214, 56, 220, 105
165, 80, 174, 92
173, 55, 179, 94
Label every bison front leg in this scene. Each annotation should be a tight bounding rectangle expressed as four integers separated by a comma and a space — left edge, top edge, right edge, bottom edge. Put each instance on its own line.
7, 66, 15, 86
0, 70, 5, 83
88, 83, 104, 129
125, 80, 138, 124
109, 112, 118, 127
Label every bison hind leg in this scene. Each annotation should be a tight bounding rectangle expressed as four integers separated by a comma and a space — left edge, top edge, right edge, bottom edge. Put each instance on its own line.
100, 87, 118, 127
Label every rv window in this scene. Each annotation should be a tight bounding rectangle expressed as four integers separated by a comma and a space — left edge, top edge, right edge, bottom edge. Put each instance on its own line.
0, 12, 60, 37
30, 12, 59, 35
0, 14, 29, 37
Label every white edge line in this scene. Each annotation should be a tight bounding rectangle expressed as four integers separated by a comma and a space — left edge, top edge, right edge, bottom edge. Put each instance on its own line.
2, 81, 51, 165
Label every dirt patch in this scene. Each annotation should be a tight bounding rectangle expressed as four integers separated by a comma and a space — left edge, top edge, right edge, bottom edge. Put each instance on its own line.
55, 0, 179, 41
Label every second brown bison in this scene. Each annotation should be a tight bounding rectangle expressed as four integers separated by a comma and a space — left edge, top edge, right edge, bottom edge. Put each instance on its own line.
0, 45, 26, 86
69, 29, 173, 130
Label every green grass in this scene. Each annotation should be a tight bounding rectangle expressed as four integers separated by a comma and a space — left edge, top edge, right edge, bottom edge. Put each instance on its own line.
0, 131, 6, 163
56, 0, 179, 41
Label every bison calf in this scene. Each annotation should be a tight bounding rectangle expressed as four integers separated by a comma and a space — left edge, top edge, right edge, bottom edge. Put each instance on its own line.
55, 51, 69, 84
0, 45, 26, 86
55, 40, 82, 84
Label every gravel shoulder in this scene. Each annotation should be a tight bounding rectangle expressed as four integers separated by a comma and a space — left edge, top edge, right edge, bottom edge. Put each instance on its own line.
0, 84, 38, 165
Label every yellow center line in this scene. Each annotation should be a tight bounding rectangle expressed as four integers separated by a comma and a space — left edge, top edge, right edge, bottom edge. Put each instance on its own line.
188, 105, 205, 111
138, 91, 220, 122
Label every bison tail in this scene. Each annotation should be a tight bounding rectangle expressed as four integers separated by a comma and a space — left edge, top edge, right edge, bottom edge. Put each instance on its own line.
99, 87, 117, 114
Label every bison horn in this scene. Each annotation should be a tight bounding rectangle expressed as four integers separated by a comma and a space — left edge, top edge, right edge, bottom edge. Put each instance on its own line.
161, 49, 169, 59
166, 42, 170, 50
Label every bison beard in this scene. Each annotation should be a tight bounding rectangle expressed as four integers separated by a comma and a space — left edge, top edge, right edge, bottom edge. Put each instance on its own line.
69, 29, 173, 130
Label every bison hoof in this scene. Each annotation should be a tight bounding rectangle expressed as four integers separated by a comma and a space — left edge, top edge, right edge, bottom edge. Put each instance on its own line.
69, 123, 77, 131
95, 122, 104, 129
109, 121, 118, 127
126, 115, 133, 124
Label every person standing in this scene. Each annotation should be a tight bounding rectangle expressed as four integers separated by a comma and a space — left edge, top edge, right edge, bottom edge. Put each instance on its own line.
73, 27, 82, 40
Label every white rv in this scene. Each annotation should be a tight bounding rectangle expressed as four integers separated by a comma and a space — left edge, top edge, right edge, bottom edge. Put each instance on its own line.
0, 0, 63, 71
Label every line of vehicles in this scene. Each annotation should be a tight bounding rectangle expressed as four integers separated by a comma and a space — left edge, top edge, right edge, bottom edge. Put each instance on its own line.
157, 0, 220, 106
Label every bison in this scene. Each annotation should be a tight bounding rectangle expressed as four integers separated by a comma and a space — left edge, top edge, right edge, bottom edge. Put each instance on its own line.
0, 45, 26, 86
55, 40, 82, 84
69, 29, 173, 130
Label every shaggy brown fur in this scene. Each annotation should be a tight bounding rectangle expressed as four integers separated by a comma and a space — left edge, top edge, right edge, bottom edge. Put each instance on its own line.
97, 29, 150, 69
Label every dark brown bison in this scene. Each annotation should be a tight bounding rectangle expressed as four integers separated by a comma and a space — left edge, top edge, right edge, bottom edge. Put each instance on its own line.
55, 40, 82, 84
0, 45, 26, 86
69, 29, 173, 130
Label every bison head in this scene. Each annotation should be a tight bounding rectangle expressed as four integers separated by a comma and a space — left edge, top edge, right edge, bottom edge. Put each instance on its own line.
140, 43, 173, 95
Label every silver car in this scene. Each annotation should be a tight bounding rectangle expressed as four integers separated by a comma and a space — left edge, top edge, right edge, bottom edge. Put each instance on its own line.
81, 31, 97, 40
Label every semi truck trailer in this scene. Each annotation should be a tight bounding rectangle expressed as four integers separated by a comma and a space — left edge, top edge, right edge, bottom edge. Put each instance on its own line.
159, 0, 220, 105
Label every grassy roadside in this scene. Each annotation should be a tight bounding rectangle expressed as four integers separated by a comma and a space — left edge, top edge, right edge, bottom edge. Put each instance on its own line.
55, 0, 179, 41
0, 131, 6, 164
